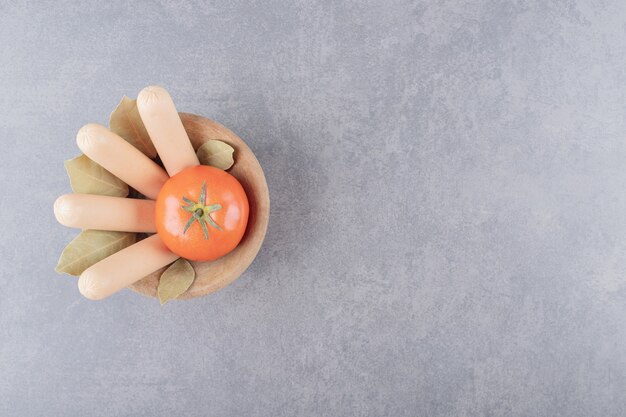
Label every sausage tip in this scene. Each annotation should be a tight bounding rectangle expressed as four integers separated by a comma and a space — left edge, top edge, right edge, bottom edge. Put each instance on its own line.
53, 195, 72, 226
78, 271, 105, 301
137, 85, 170, 108
76, 123, 106, 150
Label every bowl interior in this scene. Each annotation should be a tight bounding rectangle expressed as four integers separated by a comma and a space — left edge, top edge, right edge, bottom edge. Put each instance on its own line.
129, 113, 270, 299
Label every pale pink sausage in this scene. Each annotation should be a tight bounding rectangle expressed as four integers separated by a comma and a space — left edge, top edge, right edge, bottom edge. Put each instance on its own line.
137, 86, 199, 176
54, 194, 156, 233
78, 235, 179, 300
76, 123, 168, 200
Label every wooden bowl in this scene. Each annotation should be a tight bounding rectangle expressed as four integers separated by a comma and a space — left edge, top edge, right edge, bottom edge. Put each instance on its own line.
129, 113, 270, 300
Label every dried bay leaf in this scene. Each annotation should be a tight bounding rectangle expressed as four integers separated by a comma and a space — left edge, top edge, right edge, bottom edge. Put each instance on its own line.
64, 154, 129, 197
157, 259, 195, 305
109, 96, 157, 158
55, 230, 136, 276
197, 140, 235, 170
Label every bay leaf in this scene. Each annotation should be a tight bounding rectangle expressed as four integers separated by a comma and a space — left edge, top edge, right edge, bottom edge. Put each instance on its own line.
157, 259, 195, 305
109, 96, 157, 158
196, 140, 235, 170
55, 230, 136, 276
64, 154, 129, 197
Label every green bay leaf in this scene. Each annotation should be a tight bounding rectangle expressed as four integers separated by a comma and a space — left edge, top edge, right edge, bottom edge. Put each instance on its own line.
64, 154, 129, 197
55, 230, 136, 276
157, 259, 196, 305
197, 140, 235, 170
109, 96, 157, 158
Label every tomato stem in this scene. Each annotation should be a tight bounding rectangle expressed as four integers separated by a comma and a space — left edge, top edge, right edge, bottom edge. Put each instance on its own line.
181, 181, 222, 239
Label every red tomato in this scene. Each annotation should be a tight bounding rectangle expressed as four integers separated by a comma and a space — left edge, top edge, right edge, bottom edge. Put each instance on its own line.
155, 165, 249, 261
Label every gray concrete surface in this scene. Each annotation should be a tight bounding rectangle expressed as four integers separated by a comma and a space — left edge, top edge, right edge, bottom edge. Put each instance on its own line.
2, 0, 626, 415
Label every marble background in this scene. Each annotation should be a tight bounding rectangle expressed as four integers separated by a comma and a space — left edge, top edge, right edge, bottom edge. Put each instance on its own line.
2, 0, 626, 415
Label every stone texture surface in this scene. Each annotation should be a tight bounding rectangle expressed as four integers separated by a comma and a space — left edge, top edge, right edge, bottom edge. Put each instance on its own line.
2, 0, 626, 415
